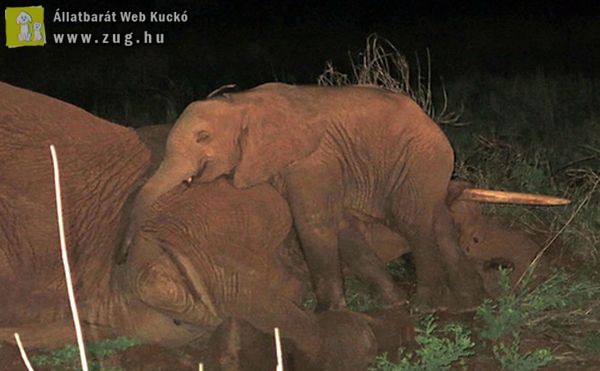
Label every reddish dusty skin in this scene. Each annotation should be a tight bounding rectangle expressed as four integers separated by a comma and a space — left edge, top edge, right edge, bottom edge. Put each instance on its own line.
128, 84, 489, 312
0, 81, 161, 347
135, 124, 546, 305
0, 84, 412, 370
0, 84, 542, 370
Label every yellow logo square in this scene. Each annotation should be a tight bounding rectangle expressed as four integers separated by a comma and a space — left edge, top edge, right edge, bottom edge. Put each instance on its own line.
5, 6, 46, 48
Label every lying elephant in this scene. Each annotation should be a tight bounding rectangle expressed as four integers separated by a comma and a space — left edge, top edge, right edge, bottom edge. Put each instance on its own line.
0, 81, 169, 347
0, 82, 412, 370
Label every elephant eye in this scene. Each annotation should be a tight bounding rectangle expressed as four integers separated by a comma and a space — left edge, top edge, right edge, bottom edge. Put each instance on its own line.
195, 130, 210, 143
473, 236, 480, 243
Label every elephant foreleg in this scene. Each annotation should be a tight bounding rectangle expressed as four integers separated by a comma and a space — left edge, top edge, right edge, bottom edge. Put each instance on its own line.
284, 153, 346, 312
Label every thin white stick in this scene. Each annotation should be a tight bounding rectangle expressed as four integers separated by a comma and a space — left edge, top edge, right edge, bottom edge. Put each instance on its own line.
13, 333, 34, 371
274, 327, 283, 371
198, 363, 204, 371
50, 145, 89, 371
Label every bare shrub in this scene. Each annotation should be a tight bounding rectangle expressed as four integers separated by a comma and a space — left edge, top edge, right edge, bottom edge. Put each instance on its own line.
318, 34, 463, 125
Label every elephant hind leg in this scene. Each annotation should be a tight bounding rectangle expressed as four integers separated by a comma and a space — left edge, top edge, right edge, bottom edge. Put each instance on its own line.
391, 196, 485, 312
433, 206, 487, 311
339, 215, 408, 307
400, 218, 456, 311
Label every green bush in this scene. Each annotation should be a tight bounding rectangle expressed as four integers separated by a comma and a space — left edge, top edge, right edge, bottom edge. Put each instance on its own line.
476, 268, 524, 340
477, 269, 600, 339
493, 337, 553, 371
370, 316, 474, 371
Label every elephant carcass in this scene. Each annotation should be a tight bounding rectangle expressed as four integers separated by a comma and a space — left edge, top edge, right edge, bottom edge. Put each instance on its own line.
0, 84, 408, 370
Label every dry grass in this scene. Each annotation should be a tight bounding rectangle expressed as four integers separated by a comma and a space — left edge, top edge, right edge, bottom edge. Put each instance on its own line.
317, 34, 463, 126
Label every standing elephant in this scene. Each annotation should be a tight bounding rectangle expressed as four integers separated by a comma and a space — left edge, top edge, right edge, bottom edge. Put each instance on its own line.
134, 124, 553, 307
126, 83, 562, 312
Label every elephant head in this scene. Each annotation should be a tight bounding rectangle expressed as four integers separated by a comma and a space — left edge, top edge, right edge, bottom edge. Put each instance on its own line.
125, 84, 326, 249
353, 180, 554, 299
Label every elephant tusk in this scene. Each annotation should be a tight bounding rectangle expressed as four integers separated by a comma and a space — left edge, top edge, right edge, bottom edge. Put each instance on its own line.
459, 188, 571, 206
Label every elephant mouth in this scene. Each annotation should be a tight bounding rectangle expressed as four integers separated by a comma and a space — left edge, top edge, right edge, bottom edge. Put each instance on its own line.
183, 160, 209, 187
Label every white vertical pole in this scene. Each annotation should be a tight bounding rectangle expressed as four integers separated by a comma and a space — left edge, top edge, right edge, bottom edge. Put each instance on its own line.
274, 327, 284, 371
13, 333, 34, 371
50, 145, 89, 371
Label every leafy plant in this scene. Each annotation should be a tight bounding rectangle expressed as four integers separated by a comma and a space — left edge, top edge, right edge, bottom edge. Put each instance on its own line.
32, 337, 141, 371
476, 268, 524, 339
493, 337, 553, 371
370, 316, 474, 371
477, 268, 600, 339
301, 277, 382, 312
582, 333, 600, 353
345, 277, 382, 312
386, 256, 415, 282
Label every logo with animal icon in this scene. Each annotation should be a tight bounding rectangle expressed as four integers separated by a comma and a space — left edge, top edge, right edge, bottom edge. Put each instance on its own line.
5, 7, 46, 47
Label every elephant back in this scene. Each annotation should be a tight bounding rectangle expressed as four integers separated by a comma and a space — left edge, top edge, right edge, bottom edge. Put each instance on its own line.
0, 82, 150, 322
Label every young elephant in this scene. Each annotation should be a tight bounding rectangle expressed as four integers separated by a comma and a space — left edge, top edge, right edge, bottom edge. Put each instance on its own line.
125, 84, 484, 312
134, 124, 546, 308
126, 84, 567, 312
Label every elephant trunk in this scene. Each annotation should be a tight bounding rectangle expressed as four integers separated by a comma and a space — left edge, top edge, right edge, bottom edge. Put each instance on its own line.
124, 157, 197, 252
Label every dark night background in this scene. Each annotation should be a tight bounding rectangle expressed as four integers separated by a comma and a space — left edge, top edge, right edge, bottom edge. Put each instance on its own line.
1, 0, 599, 126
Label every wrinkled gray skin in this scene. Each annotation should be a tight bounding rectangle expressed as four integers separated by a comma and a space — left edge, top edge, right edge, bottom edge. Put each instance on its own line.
124, 125, 414, 367
125, 125, 543, 367
126, 83, 488, 312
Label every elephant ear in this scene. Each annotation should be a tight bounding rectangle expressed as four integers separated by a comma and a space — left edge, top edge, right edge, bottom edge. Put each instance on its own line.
232, 98, 328, 189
